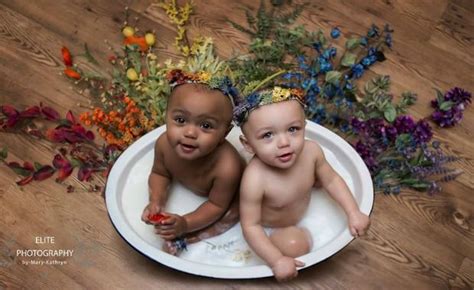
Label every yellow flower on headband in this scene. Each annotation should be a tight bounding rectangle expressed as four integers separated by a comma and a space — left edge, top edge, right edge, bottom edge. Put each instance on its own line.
198, 71, 211, 83
272, 87, 291, 102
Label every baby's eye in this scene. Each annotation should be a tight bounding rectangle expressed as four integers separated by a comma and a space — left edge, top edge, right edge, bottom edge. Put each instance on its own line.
262, 132, 273, 139
174, 117, 185, 124
288, 126, 299, 133
201, 122, 213, 130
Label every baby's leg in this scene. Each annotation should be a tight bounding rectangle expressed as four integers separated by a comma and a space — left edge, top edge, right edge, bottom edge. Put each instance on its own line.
269, 226, 313, 258
162, 196, 239, 255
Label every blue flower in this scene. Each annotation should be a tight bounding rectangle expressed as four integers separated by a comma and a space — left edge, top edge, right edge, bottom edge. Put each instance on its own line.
247, 93, 261, 107
367, 24, 380, 38
351, 64, 364, 79
330, 27, 341, 39
318, 57, 333, 73
312, 41, 322, 52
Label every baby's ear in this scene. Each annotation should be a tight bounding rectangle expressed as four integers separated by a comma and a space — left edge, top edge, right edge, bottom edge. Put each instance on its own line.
239, 135, 254, 154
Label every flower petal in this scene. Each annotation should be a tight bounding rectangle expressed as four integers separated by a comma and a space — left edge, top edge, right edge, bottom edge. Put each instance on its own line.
41, 105, 60, 121
33, 165, 55, 181
16, 175, 34, 186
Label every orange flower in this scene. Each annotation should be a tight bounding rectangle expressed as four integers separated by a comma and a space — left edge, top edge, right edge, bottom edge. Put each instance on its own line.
64, 68, 81, 80
61, 46, 73, 66
123, 36, 148, 52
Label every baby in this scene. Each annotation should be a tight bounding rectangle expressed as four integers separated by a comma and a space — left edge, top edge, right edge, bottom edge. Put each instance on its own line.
234, 86, 370, 281
141, 69, 245, 254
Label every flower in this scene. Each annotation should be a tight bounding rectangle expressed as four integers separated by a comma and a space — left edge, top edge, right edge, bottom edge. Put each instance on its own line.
413, 119, 433, 143
444, 87, 472, 105
394, 115, 415, 133
330, 27, 341, 39
351, 64, 364, 79
431, 87, 471, 127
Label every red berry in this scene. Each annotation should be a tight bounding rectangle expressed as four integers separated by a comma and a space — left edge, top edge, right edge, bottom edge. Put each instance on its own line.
148, 213, 165, 222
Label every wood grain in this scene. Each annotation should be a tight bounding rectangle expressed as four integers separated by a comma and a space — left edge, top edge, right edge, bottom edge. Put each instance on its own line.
0, 0, 473, 289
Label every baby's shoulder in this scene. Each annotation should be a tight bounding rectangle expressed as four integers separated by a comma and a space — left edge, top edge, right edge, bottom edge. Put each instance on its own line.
213, 141, 244, 177
303, 139, 323, 157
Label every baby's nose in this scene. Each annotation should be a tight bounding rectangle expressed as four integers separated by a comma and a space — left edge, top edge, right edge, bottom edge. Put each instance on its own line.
184, 125, 198, 138
277, 134, 290, 148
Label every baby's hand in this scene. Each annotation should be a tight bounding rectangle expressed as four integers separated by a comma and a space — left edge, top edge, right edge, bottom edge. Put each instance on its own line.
348, 211, 370, 237
155, 213, 187, 240
141, 202, 162, 224
271, 256, 305, 282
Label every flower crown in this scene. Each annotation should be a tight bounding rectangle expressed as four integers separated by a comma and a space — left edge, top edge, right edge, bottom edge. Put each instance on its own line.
166, 69, 240, 108
233, 86, 306, 126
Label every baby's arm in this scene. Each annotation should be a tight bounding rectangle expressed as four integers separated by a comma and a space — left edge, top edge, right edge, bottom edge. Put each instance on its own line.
240, 167, 303, 281
312, 142, 370, 236
141, 135, 171, 224
159, 155, 241, 239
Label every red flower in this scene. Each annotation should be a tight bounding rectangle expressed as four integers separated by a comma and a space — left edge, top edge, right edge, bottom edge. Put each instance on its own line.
46, 128, 66, 143
40, 104, 60, 121
1, 105, 19, 117
78, 166, 92, 181
64, 68, 81, 80
53, 154, 70, 169
16, 175, 34, 186
56, 163, 73, 182
33, 165, 55, 181
66, 110, 76, 124
20, 106, 41, 118
61, 46, 73, 66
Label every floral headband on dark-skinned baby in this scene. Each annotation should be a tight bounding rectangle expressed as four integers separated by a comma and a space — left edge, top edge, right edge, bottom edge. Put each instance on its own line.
166, 69, 241, 108
233, 86, 306, 126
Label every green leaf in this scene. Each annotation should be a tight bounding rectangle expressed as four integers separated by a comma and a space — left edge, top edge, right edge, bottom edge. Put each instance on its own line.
0, 147, 7, 160
439, 101, 455, 111
383, 104, 397, 122
13, 167, 32, 177
325, 71, 341, 85
345, 37, 360, 50
70, 158, 82, 168
341, 52, 357, 67
434, 88, 444, 104
34, 162, 43, 171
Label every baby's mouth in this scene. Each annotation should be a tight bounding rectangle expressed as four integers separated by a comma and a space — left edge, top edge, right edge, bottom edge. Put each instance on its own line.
277, 152, 293, 162
179, 143, 198, 153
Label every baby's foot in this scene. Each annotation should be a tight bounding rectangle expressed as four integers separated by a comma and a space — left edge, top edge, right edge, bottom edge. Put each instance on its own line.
162, 238, 187, 256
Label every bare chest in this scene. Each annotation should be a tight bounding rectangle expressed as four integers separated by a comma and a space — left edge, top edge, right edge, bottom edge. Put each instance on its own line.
263, 161, 315, 208
164, 157, 215, 196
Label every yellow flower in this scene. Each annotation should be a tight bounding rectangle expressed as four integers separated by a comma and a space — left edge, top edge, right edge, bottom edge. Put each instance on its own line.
272, 87, 290, 102
145, 33, 156, 46
198, 71, 211, 82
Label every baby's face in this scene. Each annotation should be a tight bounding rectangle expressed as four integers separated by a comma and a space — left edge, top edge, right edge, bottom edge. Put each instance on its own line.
166, 84, 233, 160
241, 100, 306, 169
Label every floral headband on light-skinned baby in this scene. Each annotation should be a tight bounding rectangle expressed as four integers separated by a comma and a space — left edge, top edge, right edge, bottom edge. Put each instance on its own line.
166, 69, 241, 108
233, 86, 306, 126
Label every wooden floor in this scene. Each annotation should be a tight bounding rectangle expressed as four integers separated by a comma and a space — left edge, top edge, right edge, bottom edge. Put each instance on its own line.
0, 0, 473, 289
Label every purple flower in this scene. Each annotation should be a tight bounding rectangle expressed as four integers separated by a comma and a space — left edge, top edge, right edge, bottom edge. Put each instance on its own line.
394, 115, 415, 133
413, 119, 433, 143
432, 105, 464, 127
445, 87, 471, 105
386, 125, 398, 141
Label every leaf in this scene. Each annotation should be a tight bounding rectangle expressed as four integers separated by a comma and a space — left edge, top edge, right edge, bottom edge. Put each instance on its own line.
345, 37, 360, 50
341, 52, 357, 67
383, 104, 397, 122
8, 162, 33, 177
434, 88, 444, 104
83, 43, 99, 65
439, 101, 454, 111
325, 71, 341, 85
34, 162, 43, 171
0, 147, 7, 160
